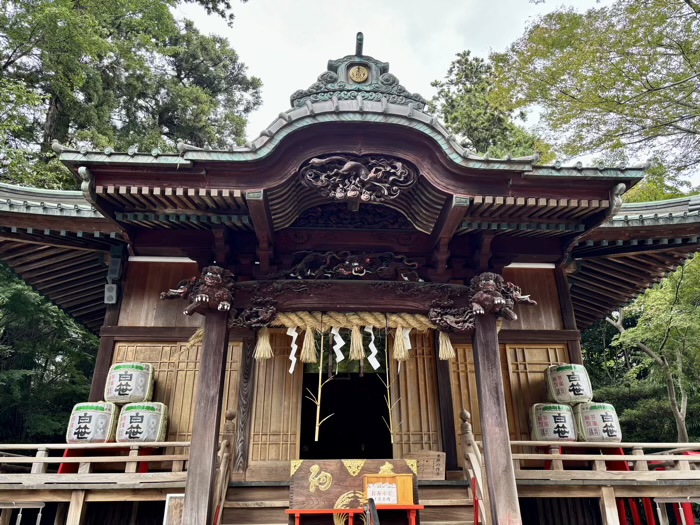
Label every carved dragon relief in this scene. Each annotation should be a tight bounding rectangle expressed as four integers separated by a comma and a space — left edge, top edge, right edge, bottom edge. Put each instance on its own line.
298, 155, 417, 203
160, 266, 535, 335
428, 272, 536, 332
276, 251, 422, 282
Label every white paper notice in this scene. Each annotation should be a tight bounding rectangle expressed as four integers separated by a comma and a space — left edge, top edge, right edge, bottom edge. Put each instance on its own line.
367, 482, 398, 504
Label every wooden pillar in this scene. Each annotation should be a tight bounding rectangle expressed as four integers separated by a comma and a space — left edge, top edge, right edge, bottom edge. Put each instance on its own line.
53, 503, 68, 525
472, 312, 522, 525
66, 490, 87, 525
182, 310, 230, 525
89, 302, 120, 401
0, 509, 12, 525
555, 267, 583, 364
232, 335, 256, 478
434, 332, 458, 470
599, 487, 621, 525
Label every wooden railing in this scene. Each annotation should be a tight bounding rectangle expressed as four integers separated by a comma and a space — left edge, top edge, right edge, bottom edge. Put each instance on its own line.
213, 439, 232, 525
0, 441, 190, 489
508, 441, 700, 482
459, 410, 700, 525
459, 410, 491, 525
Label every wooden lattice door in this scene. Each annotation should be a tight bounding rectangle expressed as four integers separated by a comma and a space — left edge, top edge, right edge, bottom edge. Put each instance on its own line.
390, 331, 442, 458
246, 330, 303, 479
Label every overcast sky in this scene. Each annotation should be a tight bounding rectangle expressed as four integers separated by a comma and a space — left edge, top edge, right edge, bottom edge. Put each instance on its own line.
175, 1, 604, 141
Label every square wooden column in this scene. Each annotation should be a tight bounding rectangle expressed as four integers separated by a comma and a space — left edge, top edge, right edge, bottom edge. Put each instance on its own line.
183, 310, 230, 524
472, 312, 522, 525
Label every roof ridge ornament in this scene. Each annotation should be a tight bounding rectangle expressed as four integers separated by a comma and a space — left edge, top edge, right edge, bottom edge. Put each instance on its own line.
289, 33, 427, 110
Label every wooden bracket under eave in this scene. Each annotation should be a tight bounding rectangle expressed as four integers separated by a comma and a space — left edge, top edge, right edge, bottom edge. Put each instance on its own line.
427, 195, 470, 281
471, 231, 496, 273
245, 190, 275, 273
77, 166, 133, 248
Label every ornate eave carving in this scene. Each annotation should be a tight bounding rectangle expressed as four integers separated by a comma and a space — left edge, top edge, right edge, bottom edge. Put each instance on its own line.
298, 155, 418, 203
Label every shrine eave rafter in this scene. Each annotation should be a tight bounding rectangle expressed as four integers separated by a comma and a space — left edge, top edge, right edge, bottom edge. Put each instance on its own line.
570, 198, 700, 328
0, 184, 126, 332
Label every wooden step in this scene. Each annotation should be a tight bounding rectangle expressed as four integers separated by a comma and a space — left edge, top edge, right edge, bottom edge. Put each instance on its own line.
421, 521, 474, 525
225, 500, 290, 508
222, 482, 475, 525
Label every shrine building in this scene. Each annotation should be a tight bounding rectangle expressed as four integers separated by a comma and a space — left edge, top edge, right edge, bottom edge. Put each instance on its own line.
0, 33, 699, 525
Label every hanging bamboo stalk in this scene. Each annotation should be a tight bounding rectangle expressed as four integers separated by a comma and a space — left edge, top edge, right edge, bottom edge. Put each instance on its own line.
303, 316, 334, 442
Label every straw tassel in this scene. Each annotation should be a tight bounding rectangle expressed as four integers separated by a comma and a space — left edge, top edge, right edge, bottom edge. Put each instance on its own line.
393, 325, 409, 361
184, 327, 204, 351
253, 326, 273, 360
349, 325, 365, 361
300, 326, 317, 363
438, 331, 456, 360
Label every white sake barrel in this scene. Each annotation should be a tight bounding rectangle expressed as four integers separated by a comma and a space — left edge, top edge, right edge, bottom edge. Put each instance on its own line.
546, 364, 593, 404
116, 403, 168, 443
66, 402, 118, 443
574, 403, 622, 443
530, 403, 576, 441
104, 363, 154, 404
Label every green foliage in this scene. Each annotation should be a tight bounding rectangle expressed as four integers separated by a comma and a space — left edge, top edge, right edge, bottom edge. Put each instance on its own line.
595, 382, 700, 442
617, 256, 700, 377
0, 0, 261, 189
0, 78, 75, 188
430, 51, 554, 162
492, 0, 700, 176
623, 159, 692, 203
583, 255, 700, 441
0, 266, 96, 443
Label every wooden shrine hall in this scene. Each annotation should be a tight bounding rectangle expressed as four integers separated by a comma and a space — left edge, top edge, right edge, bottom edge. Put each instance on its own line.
1, 34, 700, 525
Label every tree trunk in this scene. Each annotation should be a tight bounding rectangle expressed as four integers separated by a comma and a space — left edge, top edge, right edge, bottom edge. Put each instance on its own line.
664, 368, 689, 442
42, 92, 69, 150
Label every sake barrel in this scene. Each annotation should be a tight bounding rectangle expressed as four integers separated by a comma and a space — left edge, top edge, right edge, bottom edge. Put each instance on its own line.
545, 364, 593, 404
530, 403, 576, 441
104, 363, 154, 404
116, 402, 168, 443
574, 403, 622, 443
66, 402, 118, 443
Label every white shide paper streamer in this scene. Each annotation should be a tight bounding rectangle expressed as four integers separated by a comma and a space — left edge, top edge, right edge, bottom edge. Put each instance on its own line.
287, 327, 299, 374
365, 326, 380, 370
330, 327, 346, 363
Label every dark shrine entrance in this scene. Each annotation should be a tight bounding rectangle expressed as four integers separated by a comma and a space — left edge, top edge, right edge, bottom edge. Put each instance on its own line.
299, 330, 392, 460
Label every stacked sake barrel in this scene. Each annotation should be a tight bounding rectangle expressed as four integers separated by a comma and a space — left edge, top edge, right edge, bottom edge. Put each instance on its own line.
529, 364, 622, 443
66, 363, 168, 443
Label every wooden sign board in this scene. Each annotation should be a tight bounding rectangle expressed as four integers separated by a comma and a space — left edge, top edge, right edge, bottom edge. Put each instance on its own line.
364, 474, 414, 505
289, 459, 417, 510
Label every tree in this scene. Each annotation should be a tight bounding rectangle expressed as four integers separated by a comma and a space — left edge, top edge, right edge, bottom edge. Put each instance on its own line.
604, 255, 700, 442
430, 50, 554, 161
623, 159, 691, 203
0, 0, 261, 189
0, 266, 96, 442
492, 0, 700, 175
